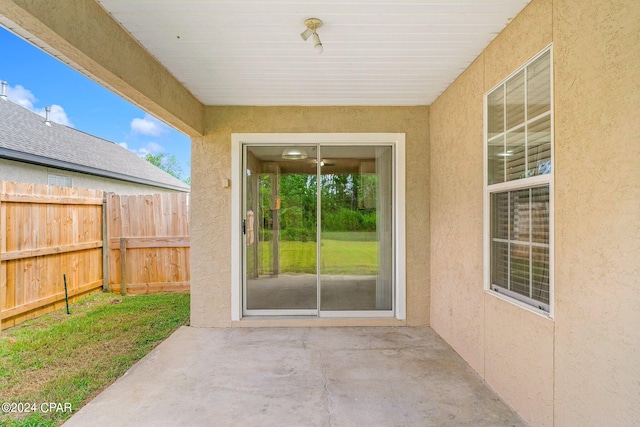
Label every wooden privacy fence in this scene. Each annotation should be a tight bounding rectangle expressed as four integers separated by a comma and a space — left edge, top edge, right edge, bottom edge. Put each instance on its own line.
0, 181, 104, 330
0, 181, 190, 330
106, 192, 190, 295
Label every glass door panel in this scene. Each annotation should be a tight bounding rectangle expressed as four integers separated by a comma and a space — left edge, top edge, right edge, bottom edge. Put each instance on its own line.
243, 143, 394, 316
244, 145, 317, 312
319, 145, 393, 312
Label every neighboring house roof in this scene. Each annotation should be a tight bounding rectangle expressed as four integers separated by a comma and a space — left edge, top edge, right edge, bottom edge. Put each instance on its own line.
0, 97, 190, 192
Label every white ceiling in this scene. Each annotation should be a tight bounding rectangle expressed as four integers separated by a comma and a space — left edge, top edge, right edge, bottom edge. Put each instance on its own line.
97, 0, 530, 106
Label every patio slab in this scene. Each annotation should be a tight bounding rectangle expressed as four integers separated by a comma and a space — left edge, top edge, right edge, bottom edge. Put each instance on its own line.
63, 327, 526, 427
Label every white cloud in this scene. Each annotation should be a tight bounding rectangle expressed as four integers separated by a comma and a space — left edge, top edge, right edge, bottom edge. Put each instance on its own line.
119, 141, 164, 156
5, 84, 73, 127
6, 84, 36, 109
130, 113, 167, 137
136, 141, 165, 155
35, 104, 74, 127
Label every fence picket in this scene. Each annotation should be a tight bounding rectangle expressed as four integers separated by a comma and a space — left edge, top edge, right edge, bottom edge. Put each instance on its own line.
0, 181, 190, 330
109, 192, 190, 295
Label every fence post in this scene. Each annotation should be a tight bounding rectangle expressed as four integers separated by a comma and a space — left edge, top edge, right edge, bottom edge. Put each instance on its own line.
102, 194, 108, 291
120, 237, 127, 296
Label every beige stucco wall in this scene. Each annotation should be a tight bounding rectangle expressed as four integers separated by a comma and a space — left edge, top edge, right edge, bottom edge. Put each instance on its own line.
552, 0, 640, 425
430, 0, 640, 426
191, 106, 430, 327
429, 55, 486, 375
0, 158, 185, 195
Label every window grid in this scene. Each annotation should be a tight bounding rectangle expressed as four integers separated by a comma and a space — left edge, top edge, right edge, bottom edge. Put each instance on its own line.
491, 186, 550, 311
487, 110, 552, 185
487, 110, 551, 145
485, 46, 553, 315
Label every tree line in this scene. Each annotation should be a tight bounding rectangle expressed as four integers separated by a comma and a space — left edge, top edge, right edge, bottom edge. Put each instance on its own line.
144, 153, 190, 185
260, 173, 378, 242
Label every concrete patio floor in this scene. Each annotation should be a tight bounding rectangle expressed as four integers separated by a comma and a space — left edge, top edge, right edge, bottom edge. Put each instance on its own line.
63, 327, 526, 427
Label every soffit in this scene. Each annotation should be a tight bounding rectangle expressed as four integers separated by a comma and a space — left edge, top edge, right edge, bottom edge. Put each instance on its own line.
97, 0, 530, 106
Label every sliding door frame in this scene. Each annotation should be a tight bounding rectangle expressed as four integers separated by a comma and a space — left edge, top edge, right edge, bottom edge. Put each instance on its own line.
231, 133, 406, 322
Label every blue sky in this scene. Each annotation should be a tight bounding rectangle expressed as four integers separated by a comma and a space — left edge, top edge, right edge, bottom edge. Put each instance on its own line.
0, 27, 191, 180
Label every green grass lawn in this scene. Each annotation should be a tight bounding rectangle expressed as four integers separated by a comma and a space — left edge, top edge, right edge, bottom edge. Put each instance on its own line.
0, 292, 190, 427
255, 238, 378, 276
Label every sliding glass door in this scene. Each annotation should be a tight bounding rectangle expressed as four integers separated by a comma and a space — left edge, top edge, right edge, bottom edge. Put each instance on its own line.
244, 144, 318, 314
243, 143, 393, 316
319, 145, 393, 312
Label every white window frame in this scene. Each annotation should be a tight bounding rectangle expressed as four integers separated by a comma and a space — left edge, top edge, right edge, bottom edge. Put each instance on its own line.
483, 45, 554, 318
48, 173, 72, 188
231, 133, 406, 322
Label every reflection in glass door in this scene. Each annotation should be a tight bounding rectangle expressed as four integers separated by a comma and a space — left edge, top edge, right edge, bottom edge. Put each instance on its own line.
319, 146, 393, 312
243, 143, 393, 316
244, 145, 318, 314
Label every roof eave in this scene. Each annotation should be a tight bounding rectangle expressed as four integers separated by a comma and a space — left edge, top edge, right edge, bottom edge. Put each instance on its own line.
0, 147, 190, 192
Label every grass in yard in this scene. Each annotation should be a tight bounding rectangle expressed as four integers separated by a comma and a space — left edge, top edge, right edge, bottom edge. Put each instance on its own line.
321, 231, 377, 242
277, 241, 318, 274
320, 239, 377, 275
0, 292, 190, 427
256, 238, 378, 275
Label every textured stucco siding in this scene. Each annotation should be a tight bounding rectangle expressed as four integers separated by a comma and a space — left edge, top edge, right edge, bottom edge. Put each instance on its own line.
430, 0, 640, 426
190, 106, 430, 328
0, 158, 184, 195
429, 56, 486, 376
552, 0, 640, 425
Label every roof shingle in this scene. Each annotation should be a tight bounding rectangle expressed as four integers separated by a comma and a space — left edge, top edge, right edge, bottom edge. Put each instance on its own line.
0, 98, 189, 191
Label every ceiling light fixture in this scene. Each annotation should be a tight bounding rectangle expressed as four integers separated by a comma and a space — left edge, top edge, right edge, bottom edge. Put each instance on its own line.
282, 147, 308, 160
301, 18, 323, 54
496, 150, 514, 157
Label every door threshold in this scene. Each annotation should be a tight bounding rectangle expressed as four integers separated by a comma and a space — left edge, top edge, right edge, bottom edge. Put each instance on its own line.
233, 317, 406, 328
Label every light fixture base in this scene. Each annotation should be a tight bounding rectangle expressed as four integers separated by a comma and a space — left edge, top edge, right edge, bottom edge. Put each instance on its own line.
304, 18, 323, 30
